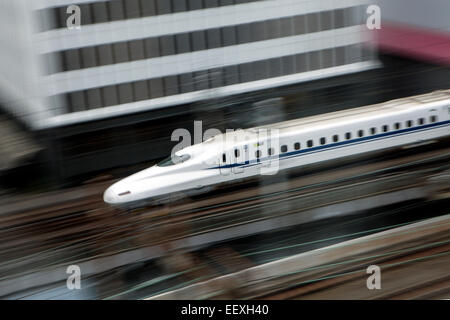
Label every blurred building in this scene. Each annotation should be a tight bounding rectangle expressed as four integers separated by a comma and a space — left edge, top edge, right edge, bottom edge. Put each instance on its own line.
0, 0, 375, 130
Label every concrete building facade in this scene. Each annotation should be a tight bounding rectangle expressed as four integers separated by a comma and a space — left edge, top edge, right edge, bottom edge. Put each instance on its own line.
0, 0, 375, 130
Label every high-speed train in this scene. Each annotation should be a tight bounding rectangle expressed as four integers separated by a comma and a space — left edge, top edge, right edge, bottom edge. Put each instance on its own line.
104, 90, 450, 207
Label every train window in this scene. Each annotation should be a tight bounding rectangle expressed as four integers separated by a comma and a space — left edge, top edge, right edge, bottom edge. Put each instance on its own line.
294, 142, 301, 150
358, 130, 364, 137
394, 122, 401, 130
307, 140, 314, 148
255, 150, 261, 158
234, 149, 240, 158
157, 154, 190, 167
320, 137, 326, 145
180, 154, 190, 162
370, 127, 377, 135
268, 147, 275, 156
406, 120, 413, 128
430, 115, 438, 123
158, 156, 176, 167
281, 145, 288, 153
418, 118, 425, 125
333, 135, 339, 142
222, 153, 226, 162
382, 125, 389, 133
345, 132, 351, 140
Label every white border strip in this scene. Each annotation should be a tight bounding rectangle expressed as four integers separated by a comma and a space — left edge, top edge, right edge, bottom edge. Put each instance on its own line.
32, 0, 109, 10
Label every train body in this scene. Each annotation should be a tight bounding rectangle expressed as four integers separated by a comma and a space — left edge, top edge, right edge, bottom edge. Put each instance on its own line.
104, 90, 450, 207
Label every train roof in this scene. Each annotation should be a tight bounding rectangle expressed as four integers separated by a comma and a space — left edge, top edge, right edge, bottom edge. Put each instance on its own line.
250, 89, 450, 134
204, 90, 450, 145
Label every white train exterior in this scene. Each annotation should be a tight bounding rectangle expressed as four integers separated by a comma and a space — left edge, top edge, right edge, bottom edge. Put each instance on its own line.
104, 90, 450, 206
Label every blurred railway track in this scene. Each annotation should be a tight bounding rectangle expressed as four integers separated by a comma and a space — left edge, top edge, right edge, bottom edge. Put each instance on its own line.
0, 145, 450, 297
261, 234, 450, 299
151, 214, 450, 300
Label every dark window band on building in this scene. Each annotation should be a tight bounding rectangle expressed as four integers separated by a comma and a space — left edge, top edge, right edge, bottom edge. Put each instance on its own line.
47, 6, 363, 74
56, 44, 371, 112
40, 0, 265, 31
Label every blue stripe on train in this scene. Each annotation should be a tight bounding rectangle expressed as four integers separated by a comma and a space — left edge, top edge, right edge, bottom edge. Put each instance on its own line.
208, 119, 450, 170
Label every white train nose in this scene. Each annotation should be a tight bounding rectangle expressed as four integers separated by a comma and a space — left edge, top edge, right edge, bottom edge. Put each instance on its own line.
103, 186, 118, 204
103, 183, 132, 205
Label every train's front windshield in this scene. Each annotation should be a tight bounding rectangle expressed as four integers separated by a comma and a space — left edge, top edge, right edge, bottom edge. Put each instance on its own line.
157, 156, 177, 167
157, 154, 190, 167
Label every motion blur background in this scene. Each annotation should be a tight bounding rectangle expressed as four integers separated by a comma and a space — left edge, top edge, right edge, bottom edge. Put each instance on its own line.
0, 0, 449, 299
1, 0, 450, 186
